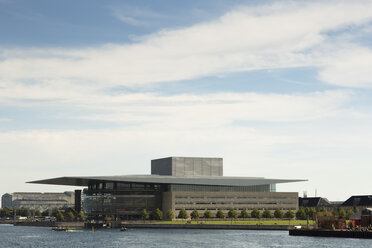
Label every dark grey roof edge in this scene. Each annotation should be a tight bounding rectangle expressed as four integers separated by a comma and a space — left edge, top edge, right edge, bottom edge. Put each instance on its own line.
151, 156, 223, 161
28, 175, 307, 187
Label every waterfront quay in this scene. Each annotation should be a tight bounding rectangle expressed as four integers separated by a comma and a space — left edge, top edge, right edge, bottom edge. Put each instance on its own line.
120, 222, 292, 230
289, 229, 372, 239
2, 219, 307, 231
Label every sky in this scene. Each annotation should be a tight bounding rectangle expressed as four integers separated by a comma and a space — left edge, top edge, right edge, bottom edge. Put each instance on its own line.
1, 0, 372, 201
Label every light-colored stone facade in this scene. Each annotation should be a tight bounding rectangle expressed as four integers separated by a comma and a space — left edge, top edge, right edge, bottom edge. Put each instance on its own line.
4, 192, 75, 211
162, 191, 298, 216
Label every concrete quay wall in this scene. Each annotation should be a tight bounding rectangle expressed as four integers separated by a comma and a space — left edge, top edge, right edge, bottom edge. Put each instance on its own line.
122, 223, 291, 230
13, 221, 84, 228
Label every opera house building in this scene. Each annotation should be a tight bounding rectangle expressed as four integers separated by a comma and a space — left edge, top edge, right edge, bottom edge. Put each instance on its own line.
30, 157, 305, 220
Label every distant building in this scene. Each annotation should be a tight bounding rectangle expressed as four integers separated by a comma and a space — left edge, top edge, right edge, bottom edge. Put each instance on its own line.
299, 197, 332, 209
349, 208, 372, 227
29, 157, 306, 220
330, 201, 343, 207
361, 208, 372, 227
341, 195, 372, 212
1, 193, 12, 209
1, 192, 75, 211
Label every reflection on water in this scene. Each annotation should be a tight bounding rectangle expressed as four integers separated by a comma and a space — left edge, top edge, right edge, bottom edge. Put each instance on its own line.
0, 224, 371, 248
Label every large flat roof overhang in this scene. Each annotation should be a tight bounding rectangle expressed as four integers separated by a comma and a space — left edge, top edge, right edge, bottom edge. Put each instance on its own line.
28, 175, 307, 187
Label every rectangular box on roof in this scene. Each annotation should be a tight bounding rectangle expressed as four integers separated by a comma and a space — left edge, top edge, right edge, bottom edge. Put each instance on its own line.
151, 157, 223, 177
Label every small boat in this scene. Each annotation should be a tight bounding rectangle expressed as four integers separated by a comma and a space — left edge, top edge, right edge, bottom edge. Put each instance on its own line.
52, 227, 77, 232
120, 227, 128, 231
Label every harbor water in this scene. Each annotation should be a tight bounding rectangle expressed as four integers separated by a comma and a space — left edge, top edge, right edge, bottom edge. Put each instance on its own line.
0, 224, 371, 248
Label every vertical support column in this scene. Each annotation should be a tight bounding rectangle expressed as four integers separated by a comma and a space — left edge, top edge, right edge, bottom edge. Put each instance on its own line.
75, 189, 82, 213
162, 191, 173, 220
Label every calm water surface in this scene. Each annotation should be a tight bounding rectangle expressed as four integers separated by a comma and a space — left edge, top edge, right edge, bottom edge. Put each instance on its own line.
0, 224, 370, 248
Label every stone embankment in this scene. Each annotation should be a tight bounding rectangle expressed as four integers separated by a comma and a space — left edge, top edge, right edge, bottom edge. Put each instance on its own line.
12, 221, 84, 228
1, 219, 294, 230
121, 223, 291, 230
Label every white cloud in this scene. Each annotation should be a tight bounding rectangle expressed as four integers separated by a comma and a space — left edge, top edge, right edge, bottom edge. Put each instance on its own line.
0, 80, 355, 125
0, 1, 372, 87
318, 47, 372, 88
75, 90, 355, 126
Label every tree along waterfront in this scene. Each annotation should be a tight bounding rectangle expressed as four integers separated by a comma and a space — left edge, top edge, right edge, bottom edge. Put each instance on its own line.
132, 206, 355, 224
0, 206, 355, 223
0, 207, 84, 222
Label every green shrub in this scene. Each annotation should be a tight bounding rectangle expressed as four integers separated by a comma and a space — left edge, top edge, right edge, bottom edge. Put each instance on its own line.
285, 209, 295, 219
190, 209, 199, 219
216, 209, 224, 219
346, 209, 354, 219
166, 210, 174, 220
262, 209, 273, 218
339, 209, 346, 218
77, 211, 84, 220
141, 209, 149, 220
56, 211, 64, 221
67, 211, 75, 221
228, 209, 237, 219
203, 210, 212, 219
178, 209, 189, 219
296, 207, 306, 219
153, 208, 163, 220
274, 208, 284, 219
251, 208, 260, 218
240, 209, 249, 218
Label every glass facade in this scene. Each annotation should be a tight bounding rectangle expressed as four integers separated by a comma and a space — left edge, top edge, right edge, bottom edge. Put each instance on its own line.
83, 182, 162, 220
